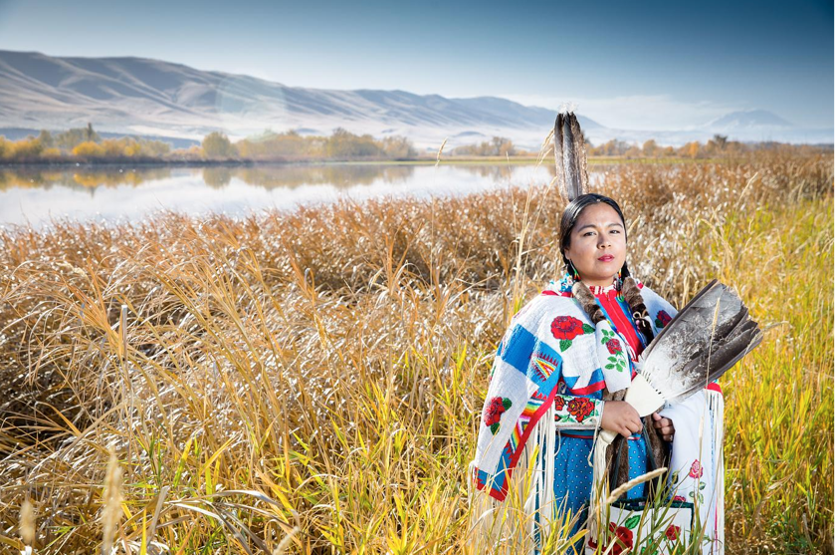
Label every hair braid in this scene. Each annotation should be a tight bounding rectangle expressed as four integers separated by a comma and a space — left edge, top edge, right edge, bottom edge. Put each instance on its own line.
621, 276, 655, 345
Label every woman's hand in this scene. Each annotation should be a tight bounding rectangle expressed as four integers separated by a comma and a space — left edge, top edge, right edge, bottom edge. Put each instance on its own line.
652, 412, 675, 442
602, 401, 642, 438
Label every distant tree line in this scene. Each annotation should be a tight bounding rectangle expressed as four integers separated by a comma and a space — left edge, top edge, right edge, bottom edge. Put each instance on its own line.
0, 125, 418, 163
228, 128, 417, 161
0, 126, 829, 164
450, 134, 831, 161
450, 136, 520, 157
0, 124, 172, 163
587, 135, 830, 159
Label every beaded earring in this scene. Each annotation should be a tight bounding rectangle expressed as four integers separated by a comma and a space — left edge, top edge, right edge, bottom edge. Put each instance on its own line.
569, 261, 580, 281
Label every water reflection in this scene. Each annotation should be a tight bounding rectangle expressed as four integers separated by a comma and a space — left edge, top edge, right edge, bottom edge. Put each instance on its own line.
0, 167, 173, 193
0, 163, 542, 192
0, 163, 559, 227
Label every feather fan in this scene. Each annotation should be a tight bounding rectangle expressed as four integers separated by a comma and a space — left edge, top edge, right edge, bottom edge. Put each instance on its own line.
591, 280, 762, 507
636, 279, 763, 407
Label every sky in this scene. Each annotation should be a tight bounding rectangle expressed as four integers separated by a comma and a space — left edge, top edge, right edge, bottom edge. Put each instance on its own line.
0, 0, 832, 130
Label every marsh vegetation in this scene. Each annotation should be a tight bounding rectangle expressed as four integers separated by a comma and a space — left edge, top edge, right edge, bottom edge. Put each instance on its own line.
0, 150, 832, 553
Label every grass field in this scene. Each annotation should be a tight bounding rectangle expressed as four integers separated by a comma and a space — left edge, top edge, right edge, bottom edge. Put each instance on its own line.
0, 150, 832, 553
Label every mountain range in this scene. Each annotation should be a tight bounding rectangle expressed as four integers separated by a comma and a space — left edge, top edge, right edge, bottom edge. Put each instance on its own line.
0, 50, 831, 150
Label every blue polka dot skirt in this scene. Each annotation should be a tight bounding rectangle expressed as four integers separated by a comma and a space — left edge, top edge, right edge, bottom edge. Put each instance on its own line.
553, 431, 649, 554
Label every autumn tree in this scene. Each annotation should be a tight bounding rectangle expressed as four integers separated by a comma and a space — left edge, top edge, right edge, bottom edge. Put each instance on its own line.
72, 141, 105, 159
592, 139, 631, 157
624, 145, 642, 159
492, 136, 516, 156
56, 127, 101, 150
325, 128, 383, 158
451, 136, 516, 157
37, 130, 55, 148
11, 136, 44, 160
381, 135, 417, 159
202, 131, 236, 159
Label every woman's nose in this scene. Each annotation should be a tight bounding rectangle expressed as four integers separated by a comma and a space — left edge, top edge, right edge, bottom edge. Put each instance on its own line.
598, 236, 611, 248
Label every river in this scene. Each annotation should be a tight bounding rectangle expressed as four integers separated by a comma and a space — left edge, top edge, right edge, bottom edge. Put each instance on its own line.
0, 162, 567, 228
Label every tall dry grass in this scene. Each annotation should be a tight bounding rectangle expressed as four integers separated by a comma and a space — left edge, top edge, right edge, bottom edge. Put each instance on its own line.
0, 150, 832, 553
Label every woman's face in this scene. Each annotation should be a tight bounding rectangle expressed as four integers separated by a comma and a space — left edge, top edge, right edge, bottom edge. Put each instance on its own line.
563, 203, 627, 287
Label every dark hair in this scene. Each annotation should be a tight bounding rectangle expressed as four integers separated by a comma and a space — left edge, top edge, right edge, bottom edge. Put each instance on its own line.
559, 193, 631, 277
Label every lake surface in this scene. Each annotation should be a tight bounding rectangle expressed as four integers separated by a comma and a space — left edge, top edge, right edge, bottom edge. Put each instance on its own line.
0, 163, 568, 228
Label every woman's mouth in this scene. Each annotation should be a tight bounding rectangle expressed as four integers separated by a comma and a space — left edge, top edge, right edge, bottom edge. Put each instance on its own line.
598, 255, 614, 262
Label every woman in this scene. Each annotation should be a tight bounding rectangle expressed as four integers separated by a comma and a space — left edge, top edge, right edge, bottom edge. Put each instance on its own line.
470, 193, 723, 554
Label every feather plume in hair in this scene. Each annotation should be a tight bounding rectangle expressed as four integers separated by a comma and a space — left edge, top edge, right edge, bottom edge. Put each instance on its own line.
554, 111, 589, 201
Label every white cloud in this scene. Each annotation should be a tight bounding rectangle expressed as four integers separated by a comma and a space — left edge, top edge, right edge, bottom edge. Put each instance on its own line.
499, 93, 743, 131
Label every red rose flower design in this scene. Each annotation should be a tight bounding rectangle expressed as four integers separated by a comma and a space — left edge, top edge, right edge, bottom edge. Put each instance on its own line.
673, 495, 687, 502
555, 397, 566, 411
656, 310, 673, 329
606, 522, 633, 554
665, 524, 681, 541
551, 315, 585, 340
483, 397, 512, 434
606, 338, 622, 355
567, 397, 595, 422
615, 526, 633, 547
688, 459, 704, 479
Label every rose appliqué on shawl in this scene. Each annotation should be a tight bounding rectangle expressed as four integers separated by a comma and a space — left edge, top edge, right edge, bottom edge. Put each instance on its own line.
601, 329, 628, 372
566, 397, 595, 422
550, 315, 594, 351
655, 309, 673, 329
483, 396, 512, 435
555, 397, 566, 412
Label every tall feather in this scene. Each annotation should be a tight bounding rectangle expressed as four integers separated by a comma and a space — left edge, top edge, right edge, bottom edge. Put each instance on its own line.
637, 281, 763, 405
553, 111, 589, 201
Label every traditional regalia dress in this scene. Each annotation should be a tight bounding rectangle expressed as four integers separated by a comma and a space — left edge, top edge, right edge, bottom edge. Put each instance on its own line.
470, 274, 724, 554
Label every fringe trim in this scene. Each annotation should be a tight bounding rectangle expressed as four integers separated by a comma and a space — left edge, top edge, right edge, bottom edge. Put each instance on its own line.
707, 388, 725, 555
588, 429, 617, 545
468, 408, 558, 553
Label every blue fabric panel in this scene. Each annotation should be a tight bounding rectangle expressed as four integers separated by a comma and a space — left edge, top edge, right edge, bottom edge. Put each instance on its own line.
499, 324, 537, 374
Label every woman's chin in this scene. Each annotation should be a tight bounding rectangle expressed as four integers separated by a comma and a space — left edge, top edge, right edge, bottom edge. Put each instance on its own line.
581, 265, 621, 284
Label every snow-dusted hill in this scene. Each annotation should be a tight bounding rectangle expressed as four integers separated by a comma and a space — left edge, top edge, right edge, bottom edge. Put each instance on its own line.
0, 50, 592, 150
0, 50, 830, 149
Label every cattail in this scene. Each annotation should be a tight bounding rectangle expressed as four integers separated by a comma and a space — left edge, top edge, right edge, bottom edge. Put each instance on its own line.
101, 444, 124, 555
19, 496, 35, 554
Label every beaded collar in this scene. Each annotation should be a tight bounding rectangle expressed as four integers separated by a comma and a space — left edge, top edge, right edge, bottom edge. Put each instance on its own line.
586, 282, 618, 295
547, 273, 622, 297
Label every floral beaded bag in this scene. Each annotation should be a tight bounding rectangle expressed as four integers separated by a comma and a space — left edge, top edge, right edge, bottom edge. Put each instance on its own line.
584, 427, 695, 555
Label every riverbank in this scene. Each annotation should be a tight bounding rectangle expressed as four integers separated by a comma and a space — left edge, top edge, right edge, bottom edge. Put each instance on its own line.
0, 154, 740, 169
